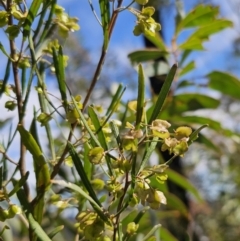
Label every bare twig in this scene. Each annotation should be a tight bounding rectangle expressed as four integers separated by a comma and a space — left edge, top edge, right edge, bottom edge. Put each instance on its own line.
7, 0, 30, 201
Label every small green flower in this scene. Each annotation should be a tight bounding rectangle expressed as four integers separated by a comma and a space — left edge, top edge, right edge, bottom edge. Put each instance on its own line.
133, 7, 161, 37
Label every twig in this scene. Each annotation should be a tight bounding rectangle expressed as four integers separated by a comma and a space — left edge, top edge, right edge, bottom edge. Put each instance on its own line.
82, 0, 124, 110
7, 0, 30, 201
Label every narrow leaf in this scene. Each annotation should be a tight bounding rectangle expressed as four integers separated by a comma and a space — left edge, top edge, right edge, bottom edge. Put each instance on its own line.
52, 46, 67, 109
48, 225, 64, 239
99, 0, 110, 50
165, 169, 203, 202
176, 5, 219, 34
8, 172, 29, 197
88, 107, 114, 176
23, 0, 43, 39
179, 61, 195, 76
17, 188, 51, 241
208, 71, 240, 100
128, 49, 167, 64
67, 142, 103, 207
144, 32, 167, 51
148, 64, 177, 124
51, 179, 110, 223
136, 64, 145, 129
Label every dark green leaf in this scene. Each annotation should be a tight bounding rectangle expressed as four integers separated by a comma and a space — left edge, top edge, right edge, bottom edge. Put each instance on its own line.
165, 169, 203, 202
169, 93, 220, 113
88, 107, 114, 176
68, 143, 103, 208
128, 49, 167, 64
208, 71, 240, 100
99, 0, 110, 50
52, 46, 67, 109
136, 64, 145, 129
164, 192, 188, 217
148, 64, 177, 124
144, 32, 167, 51
159, 226, 178, 241
8, 172, 29, 197
23, 0, 43, 39
48, 225, 64, 239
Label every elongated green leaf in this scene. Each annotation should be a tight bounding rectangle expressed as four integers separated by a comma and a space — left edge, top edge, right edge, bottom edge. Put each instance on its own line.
0, 42, 15, 61
34, 0, 56, 44
176, 5, 219, 34
67, 142, 103, 207
18, 125, 42, 158
188, 124, 208, 144
148, 64, 177, 124
101, 85, 126, 129
165, 169, 203, 202
178, 38, 204, 50
179, 50, 192, 65
8, 172, 29, 197
179, 61, 195, 76
159, 226, 178, 241
208, 71, 240, 100
17, 125, 50, 225
136, 64, 145, 129
169, 93, 220, 113
164, 192, 188, 217
128, 49, 167, 64
106, 84, 125, 116
23, 0, 43, 39
0, 166, 2, 189
16, 188, 51, 241
88, 107, 114, 176
52, 46, 67, 109
51, 179, 110, 223
144, 32, 167, 51
190, 20, 233, 40
197, 133, 220, 152
181, 115, 234, 137
48, 225, 64, 239
142, 224, 161, 241
139, 137, 159, 173
99, 0, 110, 50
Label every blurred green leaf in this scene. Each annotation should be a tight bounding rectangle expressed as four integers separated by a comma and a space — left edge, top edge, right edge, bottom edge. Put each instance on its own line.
52, 46, 67, 109
169, 93, 220, 113
8, 172, 29, 197
164, 192, 188, 217
88, 107, 114, 176
178, 38, 204, 50
99, 0, 110, 50
136, 64, 145, 129
23, 0, 43, 39
208, 71, 240, 100
188, 19, 233, 41
165, 169, 203, 202
128, 49, 167, 64
159, 226, 178, 241
144, 32, 167, 51
51, 179, 110, 224
48, 225, 64, 239
67, 142, 103, 208
149, 64, 177, 124
179, 61, 195, 76
176, 5, 219, 34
